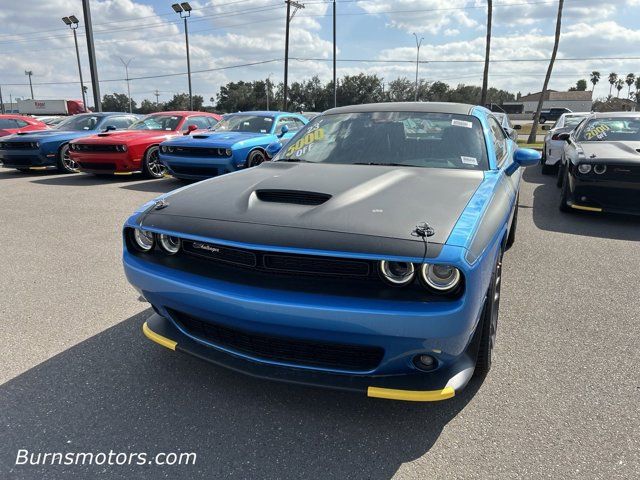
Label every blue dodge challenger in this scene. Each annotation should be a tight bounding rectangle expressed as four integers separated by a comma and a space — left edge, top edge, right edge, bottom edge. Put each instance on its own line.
158, 111, 308, 180
0, 113, 139, 173
124, 103, 540, 401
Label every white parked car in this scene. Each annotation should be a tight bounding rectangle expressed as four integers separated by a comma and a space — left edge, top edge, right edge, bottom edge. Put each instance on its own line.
541, 112, 590, 174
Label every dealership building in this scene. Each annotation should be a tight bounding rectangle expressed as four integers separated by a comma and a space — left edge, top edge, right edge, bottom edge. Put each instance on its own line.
503, 90, 594, 114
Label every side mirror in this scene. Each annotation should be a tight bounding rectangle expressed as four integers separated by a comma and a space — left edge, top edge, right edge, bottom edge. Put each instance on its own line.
104, 125, 116, 132
266, 141, 283, 157
277, 124, 289, 137
557, 133, 571, 141
513, 124, 522, 130
506, 148, 541, 176
185, 124, 198, 134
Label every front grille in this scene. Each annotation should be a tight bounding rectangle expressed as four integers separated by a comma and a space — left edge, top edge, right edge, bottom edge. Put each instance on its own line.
256, 189, 332, 206
578, 185, 640, 211
170, 165, 219, 177
0, 142, 35, 150
603, 164, 640, 182
73, 144, 120, 152
2, 157, 32, 166
170, 146, 228, 157
78, 161, 116, 170
168, 308, 384, 371
182, 240, 371, 277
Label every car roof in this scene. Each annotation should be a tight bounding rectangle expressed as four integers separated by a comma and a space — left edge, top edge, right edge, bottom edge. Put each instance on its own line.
225, 111, 292, 117
324, 102, 475, 115
147, 111, 216, 116
588, 112, 640, 119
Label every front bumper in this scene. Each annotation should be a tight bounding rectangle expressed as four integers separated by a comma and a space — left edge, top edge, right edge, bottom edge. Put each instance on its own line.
72, 151, 140, 175
0, 149, 56, 169
160, 153, 238, 180
125, 248, 485, 401
567, 169, 640, 215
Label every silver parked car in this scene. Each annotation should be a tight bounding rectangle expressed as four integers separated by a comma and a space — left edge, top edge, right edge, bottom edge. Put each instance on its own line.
492, 112, 519, 142
541, 112, 590, 174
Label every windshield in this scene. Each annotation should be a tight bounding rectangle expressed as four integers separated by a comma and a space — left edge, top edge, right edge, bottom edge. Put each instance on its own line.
213, 115, 274, 134
564, 116, 587, 127
274, 112, 489, 170
577, 117, 640, 142
55, 115, 103, 131
129, 115, 182, 131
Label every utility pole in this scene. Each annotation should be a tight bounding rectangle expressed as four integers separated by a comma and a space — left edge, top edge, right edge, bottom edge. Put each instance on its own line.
266, 74, 272, 111
118, 56, 134, 113
172, 3, 193, 110
154, 89, 160, 107
413, 33, 424, 102
283, 0, 305, 111
62, 16, 87, 109
333, 0, 337, 107
0, 85, 4, 114
82, 0, 102, 111
25, 71, 34, 99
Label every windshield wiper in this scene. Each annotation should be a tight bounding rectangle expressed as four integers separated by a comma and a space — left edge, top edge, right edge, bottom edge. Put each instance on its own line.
275, 158, 312, 163
353, 162, 411, 167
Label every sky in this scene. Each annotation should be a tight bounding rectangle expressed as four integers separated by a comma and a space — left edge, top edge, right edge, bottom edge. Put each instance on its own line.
1, 0, 640, 108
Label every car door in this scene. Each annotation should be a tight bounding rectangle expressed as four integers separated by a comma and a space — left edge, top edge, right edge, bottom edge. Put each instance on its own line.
489, 115, 521, 196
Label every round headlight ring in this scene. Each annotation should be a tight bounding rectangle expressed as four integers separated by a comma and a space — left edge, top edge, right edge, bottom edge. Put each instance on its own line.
594, 164, 607, 175
159, 234, 181, 255
168, 146, 175, 153
225, 148, 232, 156
160, 146, 167, 153
133, 228, 154, 252
421, 264, 461, 292
379, 261, 415, 286
577, 164, 591, 174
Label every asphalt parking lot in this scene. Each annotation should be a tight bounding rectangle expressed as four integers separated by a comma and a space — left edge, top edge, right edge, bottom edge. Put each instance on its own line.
1, 167, 639, 479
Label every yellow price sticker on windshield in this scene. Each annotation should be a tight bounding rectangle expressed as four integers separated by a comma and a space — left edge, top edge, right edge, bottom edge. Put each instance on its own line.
585, 124, 610, 140
285, 128, 325, 157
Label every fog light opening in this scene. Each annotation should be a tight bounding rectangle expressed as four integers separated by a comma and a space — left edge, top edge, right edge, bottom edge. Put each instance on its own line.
413, 354, 437, 371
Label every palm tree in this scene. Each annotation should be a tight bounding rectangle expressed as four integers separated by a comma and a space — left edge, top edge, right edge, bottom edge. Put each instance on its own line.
615, 79, 624, 97
608, 73, 618, 97
625, 73, 636, 99
589, 71, 600, 97
480, 0, 493, 106
635, 76, 640, 104
528, 0, 564, 144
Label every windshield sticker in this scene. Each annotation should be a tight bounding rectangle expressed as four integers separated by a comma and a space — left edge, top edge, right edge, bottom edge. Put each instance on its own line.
170, 116, 178, 120
285, 128, 325, 157
265, 118, 273, 122
260, 129, 267, 133
461, 156, 478, 166
452, 119, 473, 129
584, 124, 610, 140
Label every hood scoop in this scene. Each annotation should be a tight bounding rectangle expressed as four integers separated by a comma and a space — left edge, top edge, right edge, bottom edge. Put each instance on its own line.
255, 189, 332, 206
97, 133, 111, 137
192, 135, 209, 139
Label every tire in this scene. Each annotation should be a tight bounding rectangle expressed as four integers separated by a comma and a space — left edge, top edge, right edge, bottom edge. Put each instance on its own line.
142, 146, 166, 179
505, 201, 518, 250
558, 166, 572, 213
56, 143, 78, 173
247, 150, 267, 168
475, 249, 503, 377
556, 160, 565, 188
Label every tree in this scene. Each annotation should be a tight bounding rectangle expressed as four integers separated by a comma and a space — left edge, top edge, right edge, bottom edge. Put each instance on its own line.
615, 79, 624, 97
590, 71, 600, 97
635, 76, 640, 105
528, 0, 564, 144
164, 93, 204, 111
625, 73, 636, 99
386, 77, 415, 102
102, 93, 135, 112
480, 0, 493, 106
569, 79, 587, 91
336, 74, 384, 106
608, 73, 618, 97
137, 99, 161, 114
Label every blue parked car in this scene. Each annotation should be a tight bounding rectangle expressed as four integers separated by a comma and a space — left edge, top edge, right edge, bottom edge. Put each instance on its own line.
158, 111, 307, 180
124, 102, 540, 402
0, 112, 139, 173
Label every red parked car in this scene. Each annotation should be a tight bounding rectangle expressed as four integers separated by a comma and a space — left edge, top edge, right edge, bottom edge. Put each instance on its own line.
0, 115, 49, 137
68, 111, 221, 178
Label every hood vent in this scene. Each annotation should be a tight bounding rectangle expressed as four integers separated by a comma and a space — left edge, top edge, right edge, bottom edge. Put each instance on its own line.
256, 189, 331, 206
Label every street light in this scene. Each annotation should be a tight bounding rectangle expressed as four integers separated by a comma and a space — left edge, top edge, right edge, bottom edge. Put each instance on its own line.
62, 15, 87, 109
413, 33, 424, 102
172, 2, 193, 110
266, 73, 273, 111
24, 71, 34, 99
118, 56, 134, 113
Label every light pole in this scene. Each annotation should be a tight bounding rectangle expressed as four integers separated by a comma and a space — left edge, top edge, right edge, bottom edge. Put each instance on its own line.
82, 0, 101, 111
413, 33, 424, 102
25, 71, 34, 99
266, 73, 273, 111
333, 0, 337, 107
62, 15, 87, 109
283, 0, 305, 111
118, 56, 134, 113
172, 2, 193, 110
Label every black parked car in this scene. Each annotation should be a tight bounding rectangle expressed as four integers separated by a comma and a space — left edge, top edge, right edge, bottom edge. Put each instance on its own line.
539, 108, 572, 124
556, 112, 640, 215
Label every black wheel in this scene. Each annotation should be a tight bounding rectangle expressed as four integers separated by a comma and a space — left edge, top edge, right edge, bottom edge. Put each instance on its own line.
142, 146, 166, 179
541, 163, 556, 175
559, 167, 571, 212
247, 150, 266, 168
56, 143, 78, 173
556, 160, 565, 188
505, 201, 518, 250
475, 249, 503, 377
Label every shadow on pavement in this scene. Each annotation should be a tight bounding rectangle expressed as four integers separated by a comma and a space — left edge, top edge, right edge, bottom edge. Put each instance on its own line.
526, 165, 640, 241
1, 309, 479, 480
0, 169, 61, 180
119, 177, 187, 194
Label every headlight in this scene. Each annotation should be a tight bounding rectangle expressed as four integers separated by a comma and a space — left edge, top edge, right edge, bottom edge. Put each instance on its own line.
379, 261, 415, 286
31, 142, 40, 148
594, 164, 607, 175
168, 146, 175, 153
225, 148, 232, 156
116, 144, 127, 152
160, 146, 167, 153
158, 234, 181, 254
420, 264, 461, 292
133, 228, 154, 251
578, 164, 591, 174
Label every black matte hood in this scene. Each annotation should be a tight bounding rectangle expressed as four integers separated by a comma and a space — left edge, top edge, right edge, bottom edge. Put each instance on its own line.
142, 162, 483, 256
579, 141, 640, 164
